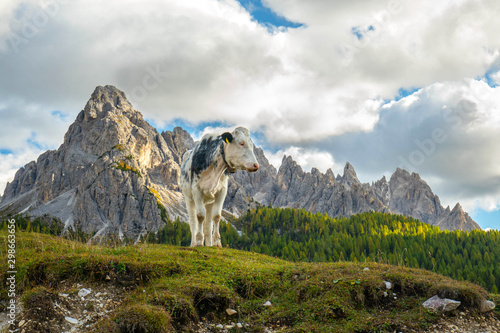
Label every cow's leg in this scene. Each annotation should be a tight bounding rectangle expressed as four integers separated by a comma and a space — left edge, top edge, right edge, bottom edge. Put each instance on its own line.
212, 212, 222, 248
212, 187, 227, 248
185, 198, 198, 247
192, 191, 206, 247
204, 203, 214, 246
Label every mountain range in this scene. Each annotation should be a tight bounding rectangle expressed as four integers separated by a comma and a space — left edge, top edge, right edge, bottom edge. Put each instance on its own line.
0, 86, 480, 240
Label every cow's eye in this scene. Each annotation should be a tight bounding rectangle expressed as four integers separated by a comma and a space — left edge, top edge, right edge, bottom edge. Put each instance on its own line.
239, 142, 245, 147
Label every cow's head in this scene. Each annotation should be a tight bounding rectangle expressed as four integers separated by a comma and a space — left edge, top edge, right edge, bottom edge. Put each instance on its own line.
221, 127, 259, 173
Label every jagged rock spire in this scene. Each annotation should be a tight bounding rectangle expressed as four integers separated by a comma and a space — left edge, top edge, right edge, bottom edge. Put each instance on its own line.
0, 85, 184, 240
83, 85, 135, 120
342, 162, 360, 187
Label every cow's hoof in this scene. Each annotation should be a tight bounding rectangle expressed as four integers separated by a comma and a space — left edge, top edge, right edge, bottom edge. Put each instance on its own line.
212, 233, 222, 248
195, 233, 204, 246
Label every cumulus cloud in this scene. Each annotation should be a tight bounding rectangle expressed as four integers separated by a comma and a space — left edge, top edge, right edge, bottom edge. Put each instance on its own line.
491, 71, 500, 86
264, 0, 499, 90
319, 78, 500, 212
0, 101, 70, 150
0, 146, 45, 196
264, 146, 337, 174
0, 100, 69, 194
2, 0, 498, 149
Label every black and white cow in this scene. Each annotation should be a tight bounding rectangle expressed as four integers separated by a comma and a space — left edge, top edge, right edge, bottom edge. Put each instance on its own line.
181, 127, 259, 247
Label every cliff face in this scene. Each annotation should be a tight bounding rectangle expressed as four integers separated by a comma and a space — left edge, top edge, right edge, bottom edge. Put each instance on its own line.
260, 160, 480, 231
161, 127, 195, 165
0, 85, 480, 236
261, 157, 388, 218
0, 86, 185, 240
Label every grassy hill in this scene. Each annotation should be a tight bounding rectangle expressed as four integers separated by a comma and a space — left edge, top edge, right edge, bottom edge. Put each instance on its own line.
7, 208, 500, 294
0, 230, 497, 332
151, 208, 500, 294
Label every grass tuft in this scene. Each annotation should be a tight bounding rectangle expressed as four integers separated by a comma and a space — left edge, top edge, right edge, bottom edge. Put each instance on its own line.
92, 304, 173, 333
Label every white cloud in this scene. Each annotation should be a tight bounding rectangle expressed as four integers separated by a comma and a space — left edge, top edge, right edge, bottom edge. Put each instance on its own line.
264, 146, 337, 174
491, 71, 500, 86
1, 0, 498, 150
195, 125, 238, 141
467, 198, 500, 214
0, 147, 44, 196
0, 101, 70, 150
322, 78, 500, 212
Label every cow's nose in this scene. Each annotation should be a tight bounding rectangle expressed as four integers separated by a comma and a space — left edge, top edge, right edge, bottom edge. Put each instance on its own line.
253, 163, 259, 171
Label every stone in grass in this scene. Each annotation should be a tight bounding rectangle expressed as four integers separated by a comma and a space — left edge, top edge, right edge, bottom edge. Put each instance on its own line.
78, 288, 91, 298
422, 295, 461, 312
480, 300, 496, 313
263, 301, 272, 307
65, 316, 79, 325
226, 308, 237, 316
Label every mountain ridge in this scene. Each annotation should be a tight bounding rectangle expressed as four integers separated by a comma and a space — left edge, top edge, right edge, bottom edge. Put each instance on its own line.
256, 156, 479, 231
0, 85, 480, 238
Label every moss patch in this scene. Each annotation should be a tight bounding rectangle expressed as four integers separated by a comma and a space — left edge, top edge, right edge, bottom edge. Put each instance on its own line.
112, 160, 142, 178
147, 186, 168, 222
92, 304, 173, 333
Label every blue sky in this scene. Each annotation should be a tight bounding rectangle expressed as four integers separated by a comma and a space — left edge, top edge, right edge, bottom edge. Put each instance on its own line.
236, 0, 303, 29
481, 67, 500, 88
470, 209, 500, 231
1, 0, 499, 230
150, 118, 232, 140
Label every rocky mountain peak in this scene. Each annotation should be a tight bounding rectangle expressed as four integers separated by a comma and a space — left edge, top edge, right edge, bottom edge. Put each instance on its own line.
452, 203, 464, 213
435, 202, 479, 231
161, 127, 195, 164
375, 175, 387, 184
281, 155, 297, 167
277, 155, 304, 179
83, 85, 137, 121
392, 167, 410, 179
325, 168, 335, 182
0, 86, 184, 240
342, 162, 360, 187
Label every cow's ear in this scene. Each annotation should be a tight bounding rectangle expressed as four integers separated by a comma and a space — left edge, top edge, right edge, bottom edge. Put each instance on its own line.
221, 132, 233, 144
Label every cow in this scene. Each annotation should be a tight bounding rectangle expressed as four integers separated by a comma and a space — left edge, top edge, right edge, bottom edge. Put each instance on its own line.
180, 127, 259, 247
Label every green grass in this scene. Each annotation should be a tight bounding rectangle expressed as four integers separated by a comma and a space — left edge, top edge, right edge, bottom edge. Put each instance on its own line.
0, 231, 494, 332
112, 159, 142, 178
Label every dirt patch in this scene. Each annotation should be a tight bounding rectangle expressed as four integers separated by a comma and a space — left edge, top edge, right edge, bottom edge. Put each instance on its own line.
194, 291, 234, 319
23, 287, 64, 333
12, 281, 124, 333
424, 311, 500, 333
